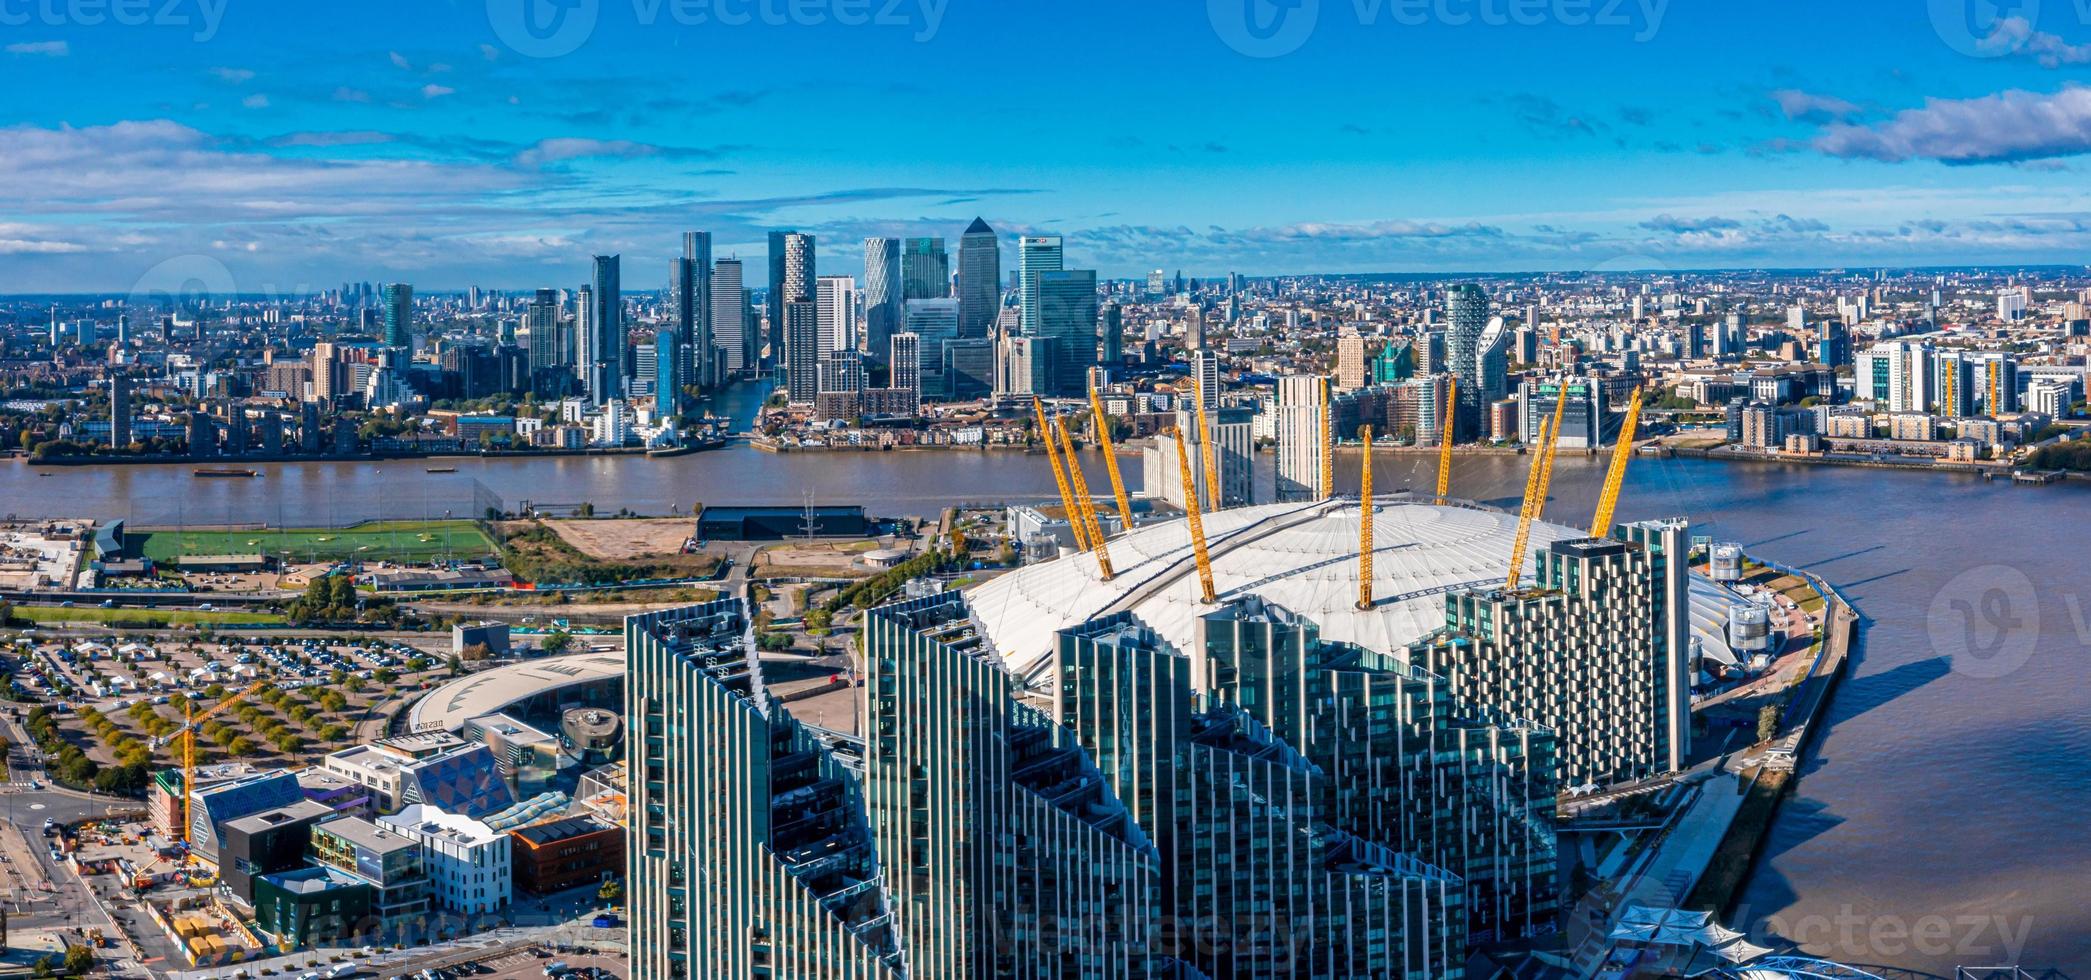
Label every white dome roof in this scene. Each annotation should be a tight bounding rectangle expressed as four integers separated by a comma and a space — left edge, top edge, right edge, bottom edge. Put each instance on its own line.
966, 496, 1592, 682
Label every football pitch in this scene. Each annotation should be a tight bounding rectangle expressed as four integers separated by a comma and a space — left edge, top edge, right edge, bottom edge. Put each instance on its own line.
131, 520, 498, 564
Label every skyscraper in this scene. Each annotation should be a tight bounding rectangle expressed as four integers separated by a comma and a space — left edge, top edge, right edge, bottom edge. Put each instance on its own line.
779, 233, 815, 385
783, 300, 820, 406
1275, 375, 1328, 502
676, 232, 712, 387
382, 283, 414, 350
1017, 235, 1063, 334
1446, 284, 1489, 435
902, 298, 960, 399
588, 255, 623, 404
108, 374, 130, 449
815, 275, 857, 361
1097, 301, 1123, 370
957, 218, 999, 339
1036, 268, 1097, 396
709, 259, 747, 375
900, 237, 948, 301
525, 288, 560, 373
862, 238, 901, 368
765, 230, 795, 371
889, 332, 921, 395
655, 326, 679, 420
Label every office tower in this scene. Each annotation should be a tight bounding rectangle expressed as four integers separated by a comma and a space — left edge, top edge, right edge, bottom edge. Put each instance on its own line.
1411, 519, 1693, 785
655, 327, 679, 419
1446, 284, 1488, 430
1519, 376, 1617, 449
676, 232, 712, 386
1275, 375, 1329, 502
1189, 349, 1220, 410
1017, 235, 1063, 334
709, 259, 747, 375
1097, 302, 1123, 373
889, 332, 921, 395
109, 374, 130, 449
1335, 332, 1369, 390
941, 338, 996, 401
815, 275, 857, 360
382, 283, 414, 350
1858, 340, 1935, 412
902, 299, 960, 399
900, 237, 949, 301
765, 230, 795, 370
525, 289, 560, 372
626, 600, 903, 978
1184, 306, 1205, 351
1717, 311, 1743, 358
1037, 268, 1098, 396
1476, 316, 1511, 408
957, 218, 999, 339
583, 256, 623, 404
783, 301, 820, 405
862, 238, 901, 367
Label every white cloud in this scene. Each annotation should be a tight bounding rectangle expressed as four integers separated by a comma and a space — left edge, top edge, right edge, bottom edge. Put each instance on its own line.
1976, 16, 2091, 68
421, 84, 456, 99
1812, 84, 2091, 164
1770, 89, 1862, 123
210, 67, 255, 83
242, 94, 270, 109
5, 41, 69, 56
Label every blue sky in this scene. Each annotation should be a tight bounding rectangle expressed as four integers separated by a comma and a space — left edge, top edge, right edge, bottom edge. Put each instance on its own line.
5, 0, 2091, 292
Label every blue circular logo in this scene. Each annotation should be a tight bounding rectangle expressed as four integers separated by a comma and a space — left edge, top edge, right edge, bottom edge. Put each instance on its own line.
1209, 0, 1320, 59
488, 0, 601, 59
1927, 0, 2039, 57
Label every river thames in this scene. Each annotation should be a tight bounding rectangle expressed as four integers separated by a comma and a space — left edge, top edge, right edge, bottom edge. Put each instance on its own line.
0, 406, 2086, 973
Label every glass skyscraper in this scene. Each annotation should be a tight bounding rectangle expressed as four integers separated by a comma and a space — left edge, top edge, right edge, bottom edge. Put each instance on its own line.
900, 237, 948, 301
957, 217, 999, 339
382, 283, 413, 350
1016, 235, 1062, 335
1036, 268, 1097, 395
862, 238, 900, 368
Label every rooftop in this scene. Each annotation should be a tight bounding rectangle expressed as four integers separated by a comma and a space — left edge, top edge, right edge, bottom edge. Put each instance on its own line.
315, 816, 420, 855
406, 651, 625, 732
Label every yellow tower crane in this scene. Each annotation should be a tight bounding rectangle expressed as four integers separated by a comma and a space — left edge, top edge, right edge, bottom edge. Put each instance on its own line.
1054, 419, 1115, 580
167, 680, 268, 851
1589, 387, 1648, 537
1087, 386, 1135, 531
1320, 377, 1335, 501
1436, 378, 1459, 501
1171, 427, 1219, 604
1192, 374, 1221, 512
1033, 399, 1090, 552
1504, 415, 1558, 593
1357, 425, 1376, 611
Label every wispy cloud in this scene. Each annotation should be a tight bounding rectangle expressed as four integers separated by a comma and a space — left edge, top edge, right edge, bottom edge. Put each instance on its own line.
5, 41, 69, 57
1976, 16, 2091, 68
1812, 84, 2091, 164
1770, 89, 1863, 123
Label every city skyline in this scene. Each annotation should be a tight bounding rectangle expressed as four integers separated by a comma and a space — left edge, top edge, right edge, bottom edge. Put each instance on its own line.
8, 3, 2091, 290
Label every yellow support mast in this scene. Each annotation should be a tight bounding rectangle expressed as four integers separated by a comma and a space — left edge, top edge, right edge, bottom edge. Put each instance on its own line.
1504, 416, 1555, 593
1319, 377, 1335, 501
1533, 379, 1571, 523
1054, 419, 1115, 580
1172, 427, 1219, 604
1357, 425, 1375, 610
1589, 387, 1647, 536
1193, 373, 1221, 512
1033, 399, 1090, 552
1087, 386, 1135, 532
1436, 377, 1458, 502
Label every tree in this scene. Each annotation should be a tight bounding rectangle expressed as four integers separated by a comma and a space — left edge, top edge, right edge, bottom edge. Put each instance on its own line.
1757, 704, 1781, 744
540, 631, 573, 655
597, 877, 623, 905
63, 944, 92, 976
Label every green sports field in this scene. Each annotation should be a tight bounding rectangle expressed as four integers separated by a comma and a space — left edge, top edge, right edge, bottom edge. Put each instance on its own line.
131, 520, 498, 564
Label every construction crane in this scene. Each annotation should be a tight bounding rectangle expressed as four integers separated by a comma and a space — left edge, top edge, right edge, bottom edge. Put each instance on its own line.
1504, 416, 1557, 593
1192, 374, 1221, 512
167, 680, 268, 849
1033, 399, 1090, 552
1436, 378, 1458, 502
1171, 427, 1219, 604
1319, 377, 1334, 501
1357, 425, 1375, 611
1589, 387, 1648, 536
1087, 386, 1136, 531
1054, 419, 1115, 580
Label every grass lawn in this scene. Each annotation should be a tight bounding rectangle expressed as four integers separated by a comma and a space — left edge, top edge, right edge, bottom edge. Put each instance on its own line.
132, 520, 497, 564
10, 605, 290, 628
